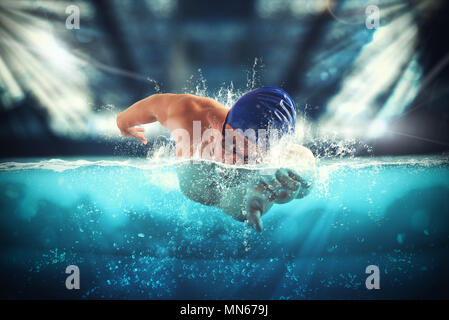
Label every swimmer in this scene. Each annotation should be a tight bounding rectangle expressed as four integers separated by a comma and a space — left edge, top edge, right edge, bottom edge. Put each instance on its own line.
117, 87, 315, 232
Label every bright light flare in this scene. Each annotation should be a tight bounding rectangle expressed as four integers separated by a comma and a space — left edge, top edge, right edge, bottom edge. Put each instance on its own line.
367, 120, 388, 138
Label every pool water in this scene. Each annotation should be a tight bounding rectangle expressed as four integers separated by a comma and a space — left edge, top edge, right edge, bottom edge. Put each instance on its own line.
0, 155, 448, 299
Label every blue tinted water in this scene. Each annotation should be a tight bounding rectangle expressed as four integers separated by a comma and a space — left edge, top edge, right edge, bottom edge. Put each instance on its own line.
0, 155, 448, 299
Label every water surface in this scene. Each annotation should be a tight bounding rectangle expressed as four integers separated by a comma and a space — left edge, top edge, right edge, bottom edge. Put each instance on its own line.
0, 155, 448, 299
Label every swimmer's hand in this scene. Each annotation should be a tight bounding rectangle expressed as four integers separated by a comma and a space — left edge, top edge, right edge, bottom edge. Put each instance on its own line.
119, 127, 148, 145
273, 168, 312, 203
246, 168, 311, 232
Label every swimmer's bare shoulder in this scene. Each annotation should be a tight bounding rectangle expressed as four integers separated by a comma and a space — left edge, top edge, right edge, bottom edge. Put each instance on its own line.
284, 143, 315, 166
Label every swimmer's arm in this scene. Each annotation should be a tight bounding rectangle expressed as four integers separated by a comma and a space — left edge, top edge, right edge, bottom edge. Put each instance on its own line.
245, 145, 316, 231
116, 93, 193, 144
199, 145, 315, 232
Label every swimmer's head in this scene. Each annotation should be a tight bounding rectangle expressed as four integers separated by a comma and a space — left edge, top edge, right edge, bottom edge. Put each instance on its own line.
221, 86, 296, 163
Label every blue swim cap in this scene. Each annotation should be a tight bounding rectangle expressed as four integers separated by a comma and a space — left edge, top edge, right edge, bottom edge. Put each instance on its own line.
223, 87, 296, 147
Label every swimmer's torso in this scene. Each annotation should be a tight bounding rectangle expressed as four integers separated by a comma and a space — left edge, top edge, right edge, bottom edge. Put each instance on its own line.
176, 160, 255, 220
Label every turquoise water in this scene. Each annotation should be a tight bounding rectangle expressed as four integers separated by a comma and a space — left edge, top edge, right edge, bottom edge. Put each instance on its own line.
0, 155, 448, 299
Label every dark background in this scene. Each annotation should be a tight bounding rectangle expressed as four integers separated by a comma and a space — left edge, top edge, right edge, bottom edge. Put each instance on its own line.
0, 0, 448, 158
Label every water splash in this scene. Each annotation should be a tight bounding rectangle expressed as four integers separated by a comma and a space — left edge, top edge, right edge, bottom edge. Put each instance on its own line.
246, 57, 264, 91
183, 68, 208, 97
147, 77, 162, 93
